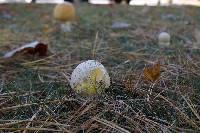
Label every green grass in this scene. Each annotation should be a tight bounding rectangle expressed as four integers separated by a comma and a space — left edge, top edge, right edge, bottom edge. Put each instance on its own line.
0, 3, 200, 132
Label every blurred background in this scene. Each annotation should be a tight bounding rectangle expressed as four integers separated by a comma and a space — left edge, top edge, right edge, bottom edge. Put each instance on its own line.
0, 0, 200, 6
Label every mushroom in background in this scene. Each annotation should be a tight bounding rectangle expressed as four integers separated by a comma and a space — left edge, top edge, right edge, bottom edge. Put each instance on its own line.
158, 32, 171, 47
53, 2, 76, 32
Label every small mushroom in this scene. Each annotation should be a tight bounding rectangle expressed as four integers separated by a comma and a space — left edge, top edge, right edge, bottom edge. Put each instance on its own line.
70, 60, 110, 96
158, 32, 171, 47
53, 2, 76, 32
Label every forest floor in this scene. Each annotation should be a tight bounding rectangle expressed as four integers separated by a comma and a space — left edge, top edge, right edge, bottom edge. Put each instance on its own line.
0, 3, 200, 132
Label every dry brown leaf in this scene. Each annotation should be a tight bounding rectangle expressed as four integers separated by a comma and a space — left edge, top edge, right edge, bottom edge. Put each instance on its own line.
144, 63, 160, 82
3, 41, 48, 58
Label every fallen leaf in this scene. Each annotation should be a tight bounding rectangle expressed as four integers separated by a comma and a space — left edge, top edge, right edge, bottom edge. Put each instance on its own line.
3, 41, 48, 58
144, 63, 160, 82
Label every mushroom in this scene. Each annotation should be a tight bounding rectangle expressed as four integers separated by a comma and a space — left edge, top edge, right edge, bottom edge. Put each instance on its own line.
53, 2, 76, 32
70, 60, 110, 96
158, 32, 171, 47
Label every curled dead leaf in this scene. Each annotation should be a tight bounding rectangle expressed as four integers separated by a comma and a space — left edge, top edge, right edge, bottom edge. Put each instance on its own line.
3, 41, 48, 58
144, 63, 160, 82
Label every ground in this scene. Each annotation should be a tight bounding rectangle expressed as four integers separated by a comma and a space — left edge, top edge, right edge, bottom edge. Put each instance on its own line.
0, 3, 200, 132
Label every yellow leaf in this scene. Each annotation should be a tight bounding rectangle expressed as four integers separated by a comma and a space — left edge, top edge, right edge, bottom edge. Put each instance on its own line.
144, 63, 160, 82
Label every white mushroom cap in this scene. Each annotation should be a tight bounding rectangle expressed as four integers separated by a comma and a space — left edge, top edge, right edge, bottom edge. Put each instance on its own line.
158, 32, 171, 47
70, 60, 110, 96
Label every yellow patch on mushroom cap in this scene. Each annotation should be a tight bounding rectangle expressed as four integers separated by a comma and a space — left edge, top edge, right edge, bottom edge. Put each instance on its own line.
90, 67, 104, 83
73, 68, 105, 96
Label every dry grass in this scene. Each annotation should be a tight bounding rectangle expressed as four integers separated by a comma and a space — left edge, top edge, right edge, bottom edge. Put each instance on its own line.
0, 3, 200, 132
